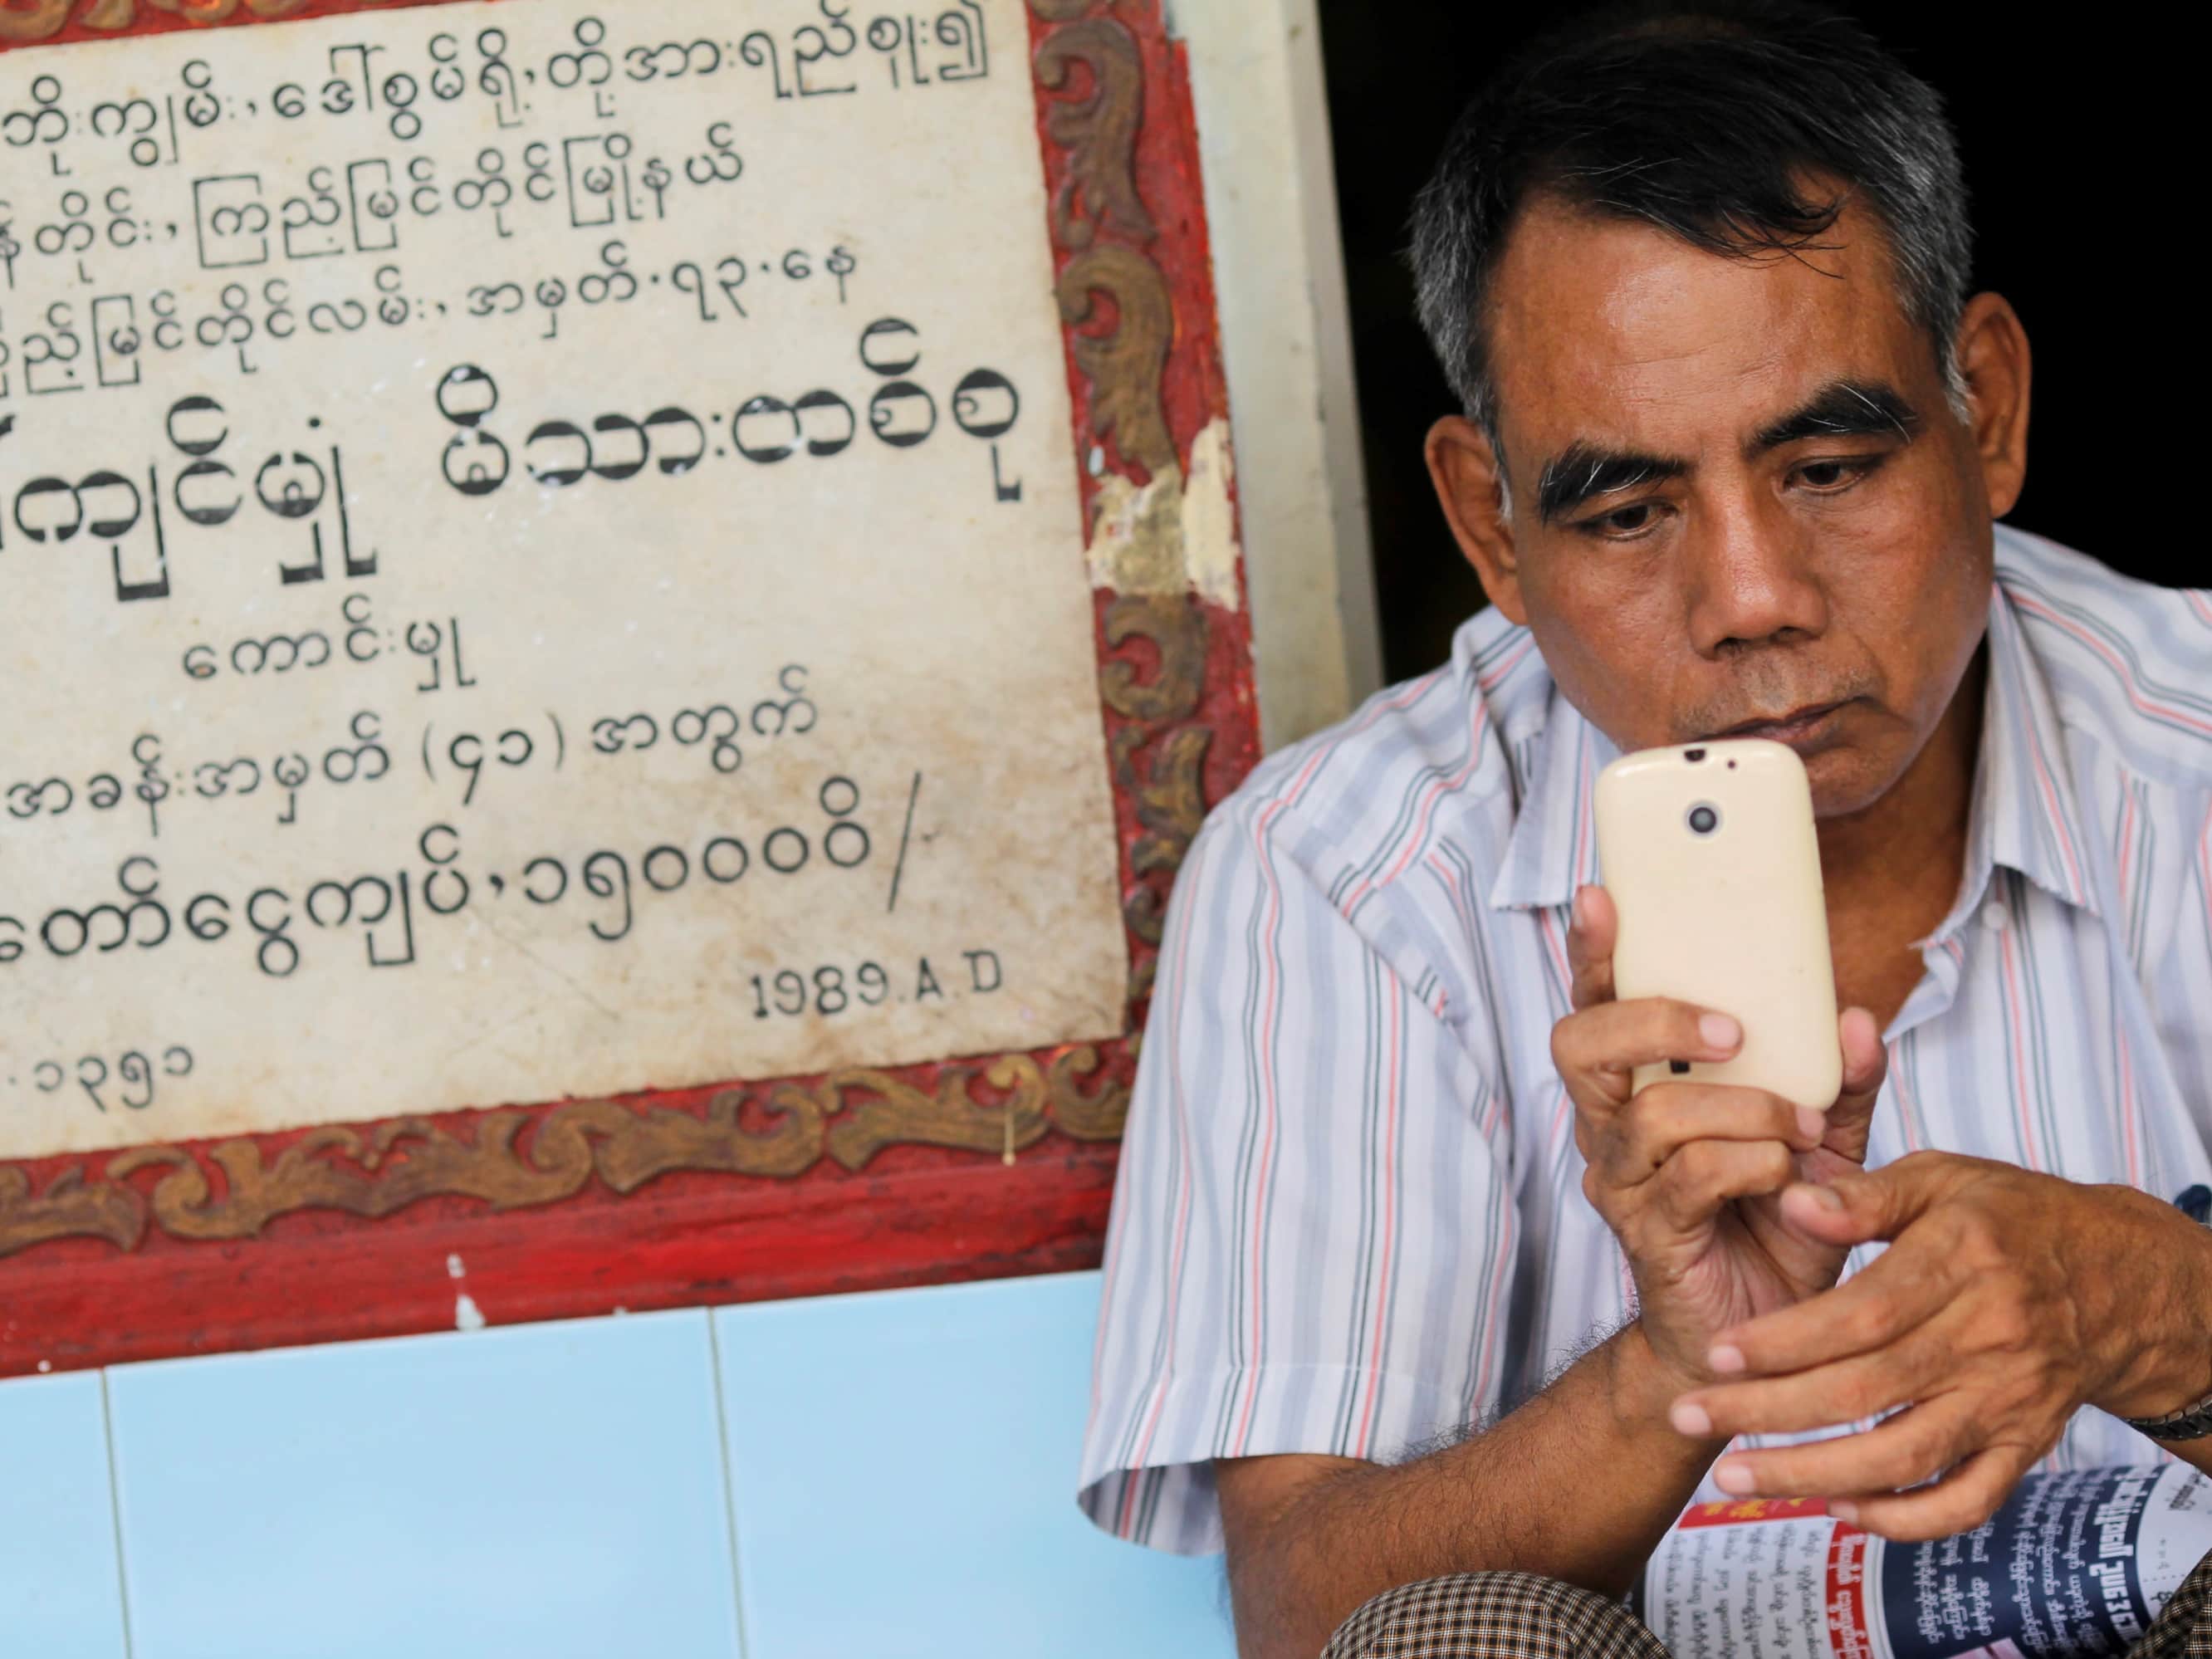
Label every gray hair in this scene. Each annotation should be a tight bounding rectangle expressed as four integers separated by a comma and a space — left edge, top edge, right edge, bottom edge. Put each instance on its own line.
1407, 0, 1975, 500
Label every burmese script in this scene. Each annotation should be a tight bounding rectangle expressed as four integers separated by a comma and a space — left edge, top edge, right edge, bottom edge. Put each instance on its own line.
0, 0, 1128, 1157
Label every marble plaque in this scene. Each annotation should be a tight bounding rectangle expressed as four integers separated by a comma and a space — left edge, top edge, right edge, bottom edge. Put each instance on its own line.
0, 0, 1128, 1157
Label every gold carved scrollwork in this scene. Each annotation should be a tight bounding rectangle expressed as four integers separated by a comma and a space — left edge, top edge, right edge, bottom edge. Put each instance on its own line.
0, 0, 364, 39
1104, 593, 1210, 932
1057, 243, 1176, 479
1046, 1045, 1130, 1142
1126, 725, 1209, 879
144, 0, 332, 16
1033, 17, 1157, 251
823, 1056, 1050, 1170
102, 1114, 592, 1241
1100, 590, 1206, 725
1100, 594, 1211, 991
0, 1055, 1157, 1256
91, 1090, 829, 1245
1030, 0, 1221, 1019
0, 1165, 144, 1251
573, 1089, 826, 1191
0, 1, 79, 38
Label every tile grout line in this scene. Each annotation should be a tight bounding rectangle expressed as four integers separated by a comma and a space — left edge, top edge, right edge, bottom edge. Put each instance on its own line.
99, 1370, 138, 1659
705, 1315, 753, 1659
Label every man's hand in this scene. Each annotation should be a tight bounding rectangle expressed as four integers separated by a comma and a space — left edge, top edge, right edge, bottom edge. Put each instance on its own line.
1669, 1153, 2212, 1540
1556, 884, 1887, 1388
1212, 883, 1896, 1657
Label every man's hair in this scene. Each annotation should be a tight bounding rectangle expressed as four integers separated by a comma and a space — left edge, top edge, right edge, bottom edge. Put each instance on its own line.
1407, 0, 1974, 458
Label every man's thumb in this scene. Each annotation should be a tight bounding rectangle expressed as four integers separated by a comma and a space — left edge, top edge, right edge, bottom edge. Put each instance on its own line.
1818, 1006, 1887, 1163
1781, 1152, 1958, 1245
1780, 1171, 1884, 1245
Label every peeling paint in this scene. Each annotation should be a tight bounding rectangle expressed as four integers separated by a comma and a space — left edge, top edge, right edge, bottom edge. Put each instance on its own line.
448, 1251, 484, 1329
1181, 419, 1242, 609
1085, 416, 1242, 610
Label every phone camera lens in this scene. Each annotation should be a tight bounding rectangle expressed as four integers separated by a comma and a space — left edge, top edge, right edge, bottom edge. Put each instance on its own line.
1684, 747, 1706, 763
1686, 803, 1720, 835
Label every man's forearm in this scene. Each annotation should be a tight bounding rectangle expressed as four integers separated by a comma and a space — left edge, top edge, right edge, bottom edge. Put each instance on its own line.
1219, 1320, 1720, 1659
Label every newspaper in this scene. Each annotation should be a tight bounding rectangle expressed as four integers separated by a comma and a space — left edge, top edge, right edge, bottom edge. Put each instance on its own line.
1634, 1464, 2211, 1657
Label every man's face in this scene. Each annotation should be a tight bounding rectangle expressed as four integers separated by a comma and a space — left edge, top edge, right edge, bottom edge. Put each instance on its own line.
1471, 194, 2009, 819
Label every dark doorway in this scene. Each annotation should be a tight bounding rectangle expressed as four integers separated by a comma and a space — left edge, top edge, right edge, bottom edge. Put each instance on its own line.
1317, 3, 2185, 683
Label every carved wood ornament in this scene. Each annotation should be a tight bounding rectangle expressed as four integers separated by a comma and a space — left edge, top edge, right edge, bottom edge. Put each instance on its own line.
0, 0, 383, 37
0, 0, 1257, 1368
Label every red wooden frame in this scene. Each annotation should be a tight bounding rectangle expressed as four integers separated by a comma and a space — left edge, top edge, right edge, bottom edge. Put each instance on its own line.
0, 0, 1259, 1374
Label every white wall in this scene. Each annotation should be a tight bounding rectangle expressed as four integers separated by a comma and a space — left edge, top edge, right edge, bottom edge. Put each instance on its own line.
1174, 0, 1385, 750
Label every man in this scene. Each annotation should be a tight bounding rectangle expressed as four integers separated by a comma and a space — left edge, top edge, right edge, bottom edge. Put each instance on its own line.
1077, 2, 2212, 1655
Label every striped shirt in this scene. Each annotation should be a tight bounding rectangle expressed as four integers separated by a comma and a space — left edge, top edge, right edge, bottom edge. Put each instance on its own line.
1079, 526, 2212, 1554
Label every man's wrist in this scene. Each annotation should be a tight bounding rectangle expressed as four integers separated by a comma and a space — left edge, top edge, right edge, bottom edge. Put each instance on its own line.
2092, 1185, 2212, 1423
1611, 1320, 1729, 1446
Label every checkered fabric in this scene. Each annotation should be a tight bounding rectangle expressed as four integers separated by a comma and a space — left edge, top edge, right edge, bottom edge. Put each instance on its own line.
1319, 1572, 1666, 1659
2135, 1546, 2212, 1657
1316, 1549, 2212, 1658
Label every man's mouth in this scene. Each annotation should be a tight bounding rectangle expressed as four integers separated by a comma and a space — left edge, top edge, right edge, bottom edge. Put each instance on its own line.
1710, 699, 1852, 743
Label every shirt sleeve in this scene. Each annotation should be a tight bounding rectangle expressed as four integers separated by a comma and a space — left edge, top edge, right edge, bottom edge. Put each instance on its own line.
1076, 793, 1520, 1555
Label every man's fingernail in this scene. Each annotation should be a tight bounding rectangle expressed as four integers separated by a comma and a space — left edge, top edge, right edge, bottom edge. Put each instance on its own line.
1796, 1106, 1826, 1143
1573, 888, 1591, 927
1669, 1400, 1713, 1437
1804, 1185, 1844, 1213
1713, 1460, 1754, 1495
1708, 1343, 1745, 1374
1700, 1014, 1740, 1050
1829, 1500, 1859, 1524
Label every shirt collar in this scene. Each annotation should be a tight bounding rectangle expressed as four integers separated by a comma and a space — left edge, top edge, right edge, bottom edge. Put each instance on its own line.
1486, 679, 1614, 912
1486, 578, 2099, 921
1926, 575, 2100, 936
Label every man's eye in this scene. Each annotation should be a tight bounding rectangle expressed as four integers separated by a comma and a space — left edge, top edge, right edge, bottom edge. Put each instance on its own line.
1588, 502, 1657, 536
1794, 457, 1881, 492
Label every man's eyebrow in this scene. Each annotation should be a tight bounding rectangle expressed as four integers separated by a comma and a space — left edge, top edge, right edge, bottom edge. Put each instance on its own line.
1534, 443, 1689, 526
1530, 379, 1920, 526
1751, 379, 1922, 453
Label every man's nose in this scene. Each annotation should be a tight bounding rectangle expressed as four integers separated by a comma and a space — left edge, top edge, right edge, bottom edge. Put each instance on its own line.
1681, 499, 1828, 655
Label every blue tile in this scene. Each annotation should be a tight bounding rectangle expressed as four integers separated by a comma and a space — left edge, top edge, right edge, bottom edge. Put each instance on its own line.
106, 1310, 742, 1659
0, 1370, 131, 1659
717, 1271, 1235, 1659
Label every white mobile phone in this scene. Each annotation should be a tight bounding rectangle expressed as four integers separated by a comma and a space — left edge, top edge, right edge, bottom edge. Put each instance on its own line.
1593, 737, 1843, 1109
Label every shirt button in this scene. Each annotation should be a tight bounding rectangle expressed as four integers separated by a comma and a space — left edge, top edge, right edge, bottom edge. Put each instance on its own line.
1980, 900, 2010, 932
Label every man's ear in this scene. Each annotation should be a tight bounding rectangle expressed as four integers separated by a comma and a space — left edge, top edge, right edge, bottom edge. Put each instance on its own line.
1425, 414, 1529, 626
1952, 291, 2031, 521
